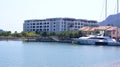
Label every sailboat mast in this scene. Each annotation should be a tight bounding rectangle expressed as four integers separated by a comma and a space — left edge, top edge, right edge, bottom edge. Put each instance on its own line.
117, 0, 119, 13
105, 0, 107, 18
116, 0, 119, 41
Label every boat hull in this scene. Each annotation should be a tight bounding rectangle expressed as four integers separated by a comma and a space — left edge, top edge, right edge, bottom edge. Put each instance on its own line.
72, 39, 120, 46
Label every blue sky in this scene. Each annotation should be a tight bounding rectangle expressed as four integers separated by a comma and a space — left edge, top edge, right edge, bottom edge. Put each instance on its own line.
0, 0, 118, 32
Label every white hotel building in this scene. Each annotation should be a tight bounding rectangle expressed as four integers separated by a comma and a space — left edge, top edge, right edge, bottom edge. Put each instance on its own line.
23, 18, 98, 33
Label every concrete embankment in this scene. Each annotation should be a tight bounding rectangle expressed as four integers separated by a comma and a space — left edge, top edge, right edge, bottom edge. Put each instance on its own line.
0, 37, 21, 41
0, 36, 73, 43
23, 37, 73, 43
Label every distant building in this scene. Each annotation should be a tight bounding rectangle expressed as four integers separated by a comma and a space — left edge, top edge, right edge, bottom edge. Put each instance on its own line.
23, 18, 98, 33
79, 26, 120, 39
0, 29, 4, 33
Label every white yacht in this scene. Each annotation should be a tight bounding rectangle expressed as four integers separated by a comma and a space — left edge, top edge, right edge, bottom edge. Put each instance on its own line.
72, 35, 120, 46
72, 0, 120, 46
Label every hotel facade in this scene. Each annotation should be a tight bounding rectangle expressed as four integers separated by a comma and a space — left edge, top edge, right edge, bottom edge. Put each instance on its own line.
23, 18, 98, 33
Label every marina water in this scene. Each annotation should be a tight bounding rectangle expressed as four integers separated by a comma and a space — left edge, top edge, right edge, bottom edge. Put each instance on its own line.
0, 41, 120, 67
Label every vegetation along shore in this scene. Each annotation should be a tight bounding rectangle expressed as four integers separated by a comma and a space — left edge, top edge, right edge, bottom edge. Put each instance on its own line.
0, 31, 83, 42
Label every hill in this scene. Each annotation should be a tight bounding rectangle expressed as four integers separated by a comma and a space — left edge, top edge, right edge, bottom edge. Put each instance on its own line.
99, 13, 120, 27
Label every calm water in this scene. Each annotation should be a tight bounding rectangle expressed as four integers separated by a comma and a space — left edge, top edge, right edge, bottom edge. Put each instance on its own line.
0, 41, 120, 67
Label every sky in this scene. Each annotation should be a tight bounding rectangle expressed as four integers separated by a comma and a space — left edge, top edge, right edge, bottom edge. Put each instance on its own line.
0, 0, 119, 32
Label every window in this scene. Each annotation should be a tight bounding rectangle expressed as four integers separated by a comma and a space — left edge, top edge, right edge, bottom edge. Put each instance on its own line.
89, 37, 107, 40
37, 23, 39, 25
40, 23, 42, 25
75, 23, 77, 25
27, 29, 29, 31
40, 26, 42, 28
64, 25, 66, 28
75, 26, 77, 28
44, 29, 46, 31
40, 29, 42, 31
36, 29, 39, 31
33, 29, 35, 31
33, 26, 35, 28
33, 23, 35, 25
37, 26, 39, 28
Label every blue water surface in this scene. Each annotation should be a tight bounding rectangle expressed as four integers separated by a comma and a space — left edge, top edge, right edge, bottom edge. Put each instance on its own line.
0, 41, 120, 67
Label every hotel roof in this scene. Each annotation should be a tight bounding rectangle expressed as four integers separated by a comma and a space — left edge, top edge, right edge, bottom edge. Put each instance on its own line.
79, 26, 119, 31
24, 18, 97, 23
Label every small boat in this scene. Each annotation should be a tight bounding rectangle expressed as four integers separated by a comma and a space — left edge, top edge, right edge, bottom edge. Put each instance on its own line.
72, 35, 120, 46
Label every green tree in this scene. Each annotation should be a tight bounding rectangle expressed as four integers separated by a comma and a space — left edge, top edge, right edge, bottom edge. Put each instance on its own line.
40, 31, 49, 37
26, 32, 36, 37
49, 32, 56, 36
0, 31, 11, 36
58, 31, 83, 38
20, 31, 36, 37
12, 31, 22, 37
20, 31, 27, 37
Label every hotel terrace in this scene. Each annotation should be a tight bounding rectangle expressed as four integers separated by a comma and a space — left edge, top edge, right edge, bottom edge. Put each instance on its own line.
79, 26, 120, 39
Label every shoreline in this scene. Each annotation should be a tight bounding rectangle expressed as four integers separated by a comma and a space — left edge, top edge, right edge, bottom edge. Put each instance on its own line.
0, 37, 21, 41
22, 37, 73, 43
1, 37, 120, 47
0, 37, 73, 43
